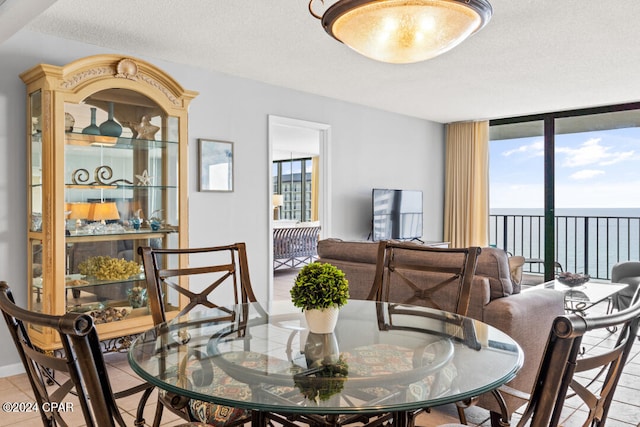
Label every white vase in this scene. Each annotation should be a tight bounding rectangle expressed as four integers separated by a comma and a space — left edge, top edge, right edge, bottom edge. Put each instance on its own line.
304, 307, 339, 334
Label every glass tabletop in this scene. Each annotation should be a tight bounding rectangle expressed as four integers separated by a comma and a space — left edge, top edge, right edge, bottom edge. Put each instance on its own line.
538, 280, 628, 304
129, 300, 523, 415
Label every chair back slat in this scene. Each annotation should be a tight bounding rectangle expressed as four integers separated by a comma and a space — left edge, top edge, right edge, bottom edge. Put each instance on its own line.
22, 345, 69, 372
138, 242, 258, 326
159, 263, 236, 278
369, 241, 481, 316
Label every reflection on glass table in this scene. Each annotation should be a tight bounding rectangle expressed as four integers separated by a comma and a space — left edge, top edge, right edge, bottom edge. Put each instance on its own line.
129, 300, 523, 426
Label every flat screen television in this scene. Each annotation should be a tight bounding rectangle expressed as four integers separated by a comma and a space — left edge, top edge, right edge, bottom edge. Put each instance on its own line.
371, 188, 423, 241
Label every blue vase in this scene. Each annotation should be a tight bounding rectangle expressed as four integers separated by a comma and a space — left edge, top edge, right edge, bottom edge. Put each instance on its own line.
131, 217, 141, 230
82, 107, 100, 135
149, 219, 161, 231
99, 102, 122, 137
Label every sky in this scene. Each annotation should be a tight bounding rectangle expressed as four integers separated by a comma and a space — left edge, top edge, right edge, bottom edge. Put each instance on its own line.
490, 127, 640, 210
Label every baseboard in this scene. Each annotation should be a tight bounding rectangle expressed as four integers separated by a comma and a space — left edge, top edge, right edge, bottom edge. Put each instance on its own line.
0, 363, 25, 378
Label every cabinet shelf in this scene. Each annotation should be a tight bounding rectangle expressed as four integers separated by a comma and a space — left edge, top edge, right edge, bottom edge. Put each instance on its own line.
66, 229, 175, 243
65, 184, 178, 190
65, 132, 178, 148
64, 273, 145, 290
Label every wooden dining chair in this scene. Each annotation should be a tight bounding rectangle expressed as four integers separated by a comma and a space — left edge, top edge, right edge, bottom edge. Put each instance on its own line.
366, 241, 482, 425
137, 243, 258, 427
441, 287, 640, 427
369, 241, 482, 318
0, 281, 205, 427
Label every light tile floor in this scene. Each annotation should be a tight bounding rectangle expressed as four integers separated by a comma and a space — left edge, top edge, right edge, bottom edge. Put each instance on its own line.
0, 268, 637, 426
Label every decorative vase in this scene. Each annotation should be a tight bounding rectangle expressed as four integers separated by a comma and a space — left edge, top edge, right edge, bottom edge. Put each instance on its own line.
131, 217, 141, 230
82, 107, 100, 135
304, 307, 339, 334
99, 102, 122, 137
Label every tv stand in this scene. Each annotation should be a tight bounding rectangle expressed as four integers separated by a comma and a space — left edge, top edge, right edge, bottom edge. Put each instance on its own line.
366, 236, 450, 248
422, 240, 450, 248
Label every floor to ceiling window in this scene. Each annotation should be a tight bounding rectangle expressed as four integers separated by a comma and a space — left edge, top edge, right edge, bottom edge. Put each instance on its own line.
489, 120, 545, 270
489, 103, 640, 280
272, 158, 313, 221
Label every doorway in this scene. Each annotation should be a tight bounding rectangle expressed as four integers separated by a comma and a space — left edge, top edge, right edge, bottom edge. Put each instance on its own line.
267, 115, 331, 305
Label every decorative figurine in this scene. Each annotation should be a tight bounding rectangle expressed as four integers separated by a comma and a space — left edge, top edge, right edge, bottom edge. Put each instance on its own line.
65, 112, 75, 132
131, 209, 143, 230
127, 286, 148, 309
135, 169, 153, 186
148, 209, 163, 231
134, 116, 160, 140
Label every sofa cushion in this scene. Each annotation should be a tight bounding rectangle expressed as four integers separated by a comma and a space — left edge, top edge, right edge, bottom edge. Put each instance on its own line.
317, 238, 379, 264
474, 247, 514, 298
613, 276, 640, 310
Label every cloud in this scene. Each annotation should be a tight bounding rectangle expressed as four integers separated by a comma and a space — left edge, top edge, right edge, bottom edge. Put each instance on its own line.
556, 137, 634, 167
502, 140, 544, 157
570, 169, 605, 180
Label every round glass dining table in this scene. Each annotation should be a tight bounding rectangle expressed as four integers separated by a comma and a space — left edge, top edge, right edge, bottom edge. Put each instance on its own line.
129, 300, 523, 424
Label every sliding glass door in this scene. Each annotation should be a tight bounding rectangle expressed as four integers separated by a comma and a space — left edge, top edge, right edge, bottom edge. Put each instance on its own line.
489, 103, 640, 281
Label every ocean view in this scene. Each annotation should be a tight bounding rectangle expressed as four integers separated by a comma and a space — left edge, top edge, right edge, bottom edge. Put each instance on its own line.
489, 208, 640, 279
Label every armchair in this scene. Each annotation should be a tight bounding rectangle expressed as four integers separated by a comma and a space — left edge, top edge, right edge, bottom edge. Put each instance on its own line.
611, 261, 640, 310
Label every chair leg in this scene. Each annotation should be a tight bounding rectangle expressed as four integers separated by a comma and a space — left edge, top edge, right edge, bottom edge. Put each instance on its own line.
455, 397, 478, 425
456, 404, 468, 425
152, 399, 164, 427
490, 411, 509, 427
252, 410, 269, 427
134, 387, 154, 427
489, 389, 511, 427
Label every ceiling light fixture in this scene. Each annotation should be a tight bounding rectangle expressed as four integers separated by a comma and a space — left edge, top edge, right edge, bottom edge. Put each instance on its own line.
309, 0, 492, 64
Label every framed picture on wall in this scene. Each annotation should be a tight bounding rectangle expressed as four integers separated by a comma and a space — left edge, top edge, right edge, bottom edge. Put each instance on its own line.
199, 139, 234, 192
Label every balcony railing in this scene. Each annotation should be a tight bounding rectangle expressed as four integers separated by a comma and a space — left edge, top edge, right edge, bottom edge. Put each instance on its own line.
489, 214, 640, 280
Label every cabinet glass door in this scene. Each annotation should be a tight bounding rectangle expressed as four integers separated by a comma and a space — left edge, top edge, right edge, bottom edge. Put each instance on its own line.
62, 90, 179, 321
28, 90, 43, 314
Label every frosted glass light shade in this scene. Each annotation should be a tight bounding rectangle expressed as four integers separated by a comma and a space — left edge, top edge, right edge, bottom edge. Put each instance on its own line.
319, 0, 492, 64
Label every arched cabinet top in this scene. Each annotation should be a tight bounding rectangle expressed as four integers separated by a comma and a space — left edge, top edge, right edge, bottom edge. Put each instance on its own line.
20, 54, 198, 112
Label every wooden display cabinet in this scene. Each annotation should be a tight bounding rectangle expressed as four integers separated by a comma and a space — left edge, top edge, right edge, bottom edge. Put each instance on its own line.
21, 55, 197, 350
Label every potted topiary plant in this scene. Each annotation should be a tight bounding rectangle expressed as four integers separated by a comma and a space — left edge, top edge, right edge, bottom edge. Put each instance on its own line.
290, 262, 349, 333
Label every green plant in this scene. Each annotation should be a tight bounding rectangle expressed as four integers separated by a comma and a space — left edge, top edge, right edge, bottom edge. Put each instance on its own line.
290, 262, 349, 311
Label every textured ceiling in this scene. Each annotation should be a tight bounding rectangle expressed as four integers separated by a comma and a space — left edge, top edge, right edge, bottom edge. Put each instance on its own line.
5, 0, 640, 123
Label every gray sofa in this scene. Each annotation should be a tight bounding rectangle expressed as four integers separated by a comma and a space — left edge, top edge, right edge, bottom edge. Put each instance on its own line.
317, 238, 565, 423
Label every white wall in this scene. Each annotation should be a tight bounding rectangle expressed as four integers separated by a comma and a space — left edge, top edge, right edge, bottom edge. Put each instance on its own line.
0, 29, 445, 372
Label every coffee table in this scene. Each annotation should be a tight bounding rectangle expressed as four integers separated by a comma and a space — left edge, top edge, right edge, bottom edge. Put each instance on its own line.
526, 280, 628, 316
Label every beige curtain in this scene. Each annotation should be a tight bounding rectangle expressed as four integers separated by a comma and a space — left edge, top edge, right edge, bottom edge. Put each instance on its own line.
311, 156, 319, 221
444, 121, 489, 248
